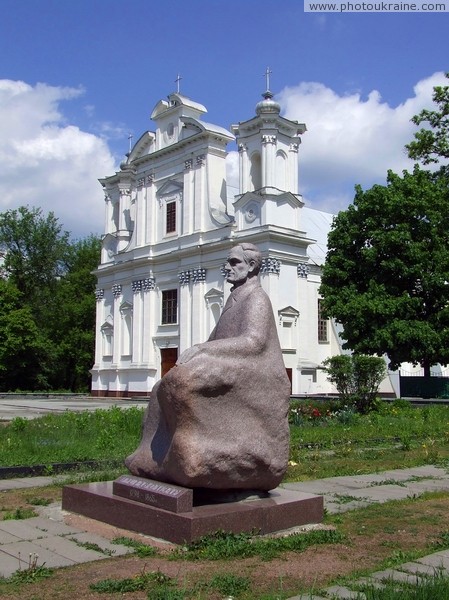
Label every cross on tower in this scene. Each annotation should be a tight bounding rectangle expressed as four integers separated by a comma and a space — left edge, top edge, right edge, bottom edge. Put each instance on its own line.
264, 67, 272, 92
175, 73, 182, 94
128, 133, 133, 154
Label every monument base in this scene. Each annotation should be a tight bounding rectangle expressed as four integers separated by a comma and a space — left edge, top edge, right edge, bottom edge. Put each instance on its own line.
62, 476, 323, 545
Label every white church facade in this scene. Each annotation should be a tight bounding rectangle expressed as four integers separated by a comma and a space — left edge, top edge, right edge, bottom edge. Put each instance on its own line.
90, 88, 356, 397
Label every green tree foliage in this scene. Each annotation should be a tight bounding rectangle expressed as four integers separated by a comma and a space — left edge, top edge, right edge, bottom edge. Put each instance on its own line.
0, 280, 53, 390
50, 235, 101, 391
320, 167, 449, 377
0, 206, 100, 392
0, 206, 70, 305
406, 72, 449, 171
322, 354, 386, 413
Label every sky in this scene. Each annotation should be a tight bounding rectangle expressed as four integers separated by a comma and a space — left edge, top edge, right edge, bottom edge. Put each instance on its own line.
0, 0, 448, 238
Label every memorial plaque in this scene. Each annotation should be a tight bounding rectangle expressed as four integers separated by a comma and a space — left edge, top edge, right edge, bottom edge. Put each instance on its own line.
113, 475, 193, 513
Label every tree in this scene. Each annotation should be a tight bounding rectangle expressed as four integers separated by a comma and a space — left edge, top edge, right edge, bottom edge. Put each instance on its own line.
320, 167, 449, 377
50, 235, 101, 391
0, 206, 100, 392
0, 280, 53, 390
0, 206, 70, 306
406, 73, 449, 172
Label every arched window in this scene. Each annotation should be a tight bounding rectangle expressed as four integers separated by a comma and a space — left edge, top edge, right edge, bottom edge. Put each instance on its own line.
276, 150, 287, 190
250, 152, 262, 190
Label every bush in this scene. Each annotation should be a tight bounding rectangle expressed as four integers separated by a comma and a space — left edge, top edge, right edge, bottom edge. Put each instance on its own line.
322, 355, 387, 413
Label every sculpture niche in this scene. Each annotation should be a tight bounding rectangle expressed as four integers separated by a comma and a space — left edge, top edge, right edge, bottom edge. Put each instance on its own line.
125, 243, 291, 491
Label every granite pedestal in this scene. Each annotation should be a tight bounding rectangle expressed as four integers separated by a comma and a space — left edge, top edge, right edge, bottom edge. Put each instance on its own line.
62, 475, 324, 544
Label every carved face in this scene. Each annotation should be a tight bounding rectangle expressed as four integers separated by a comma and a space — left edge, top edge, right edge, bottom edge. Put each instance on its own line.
225, 246, 255, 287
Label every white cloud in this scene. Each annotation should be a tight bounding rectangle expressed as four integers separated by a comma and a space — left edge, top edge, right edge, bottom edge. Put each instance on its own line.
0, 80, 116, 237
274, 72, 448, 214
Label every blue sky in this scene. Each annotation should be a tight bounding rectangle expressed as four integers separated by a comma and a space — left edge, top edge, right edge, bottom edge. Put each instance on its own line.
0, 0, 448, 237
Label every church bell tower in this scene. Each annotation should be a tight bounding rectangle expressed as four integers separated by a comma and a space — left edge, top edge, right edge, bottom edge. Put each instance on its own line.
231, 74, 307, 232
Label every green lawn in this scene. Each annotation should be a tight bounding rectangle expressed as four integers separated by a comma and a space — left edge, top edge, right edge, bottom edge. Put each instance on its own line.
1, 400, 449, 483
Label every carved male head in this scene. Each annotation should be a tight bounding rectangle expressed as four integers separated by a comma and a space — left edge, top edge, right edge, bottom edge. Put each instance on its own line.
225, 243, 262, 287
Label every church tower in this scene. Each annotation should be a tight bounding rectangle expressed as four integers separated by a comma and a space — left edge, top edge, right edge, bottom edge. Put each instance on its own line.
231, 77, 306, 232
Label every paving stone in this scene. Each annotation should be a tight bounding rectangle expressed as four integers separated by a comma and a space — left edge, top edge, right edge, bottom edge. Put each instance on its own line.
69, 532, 131, 556
406, 480, 449, 494
0, 529, 22, 545
341, 485, 412, 502
11, 476, 56, 488
0, 548, 25, 578
381, 466, 449, 479
325, 474, 388, 488
0, 540, 76, 569
325, 584, 365, 598
415, 550, 449, 571
283, 481, 358, 494
370, 569, 427, 584
353, 577, 387, 590
400, 560, 446, 576
0, 519, 51, 540
23, 516, 83, 536
0, 480, 32, 491
285, 595, 328, 600
32, 535, 107, 562
325, 500, 373, 514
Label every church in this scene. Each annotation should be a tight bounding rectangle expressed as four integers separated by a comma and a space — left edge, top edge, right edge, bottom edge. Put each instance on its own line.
90, 85, 358, 397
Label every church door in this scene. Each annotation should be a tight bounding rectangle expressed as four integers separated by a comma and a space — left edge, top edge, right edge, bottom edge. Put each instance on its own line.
161, 348, 178, 377
286, 368, 293, 394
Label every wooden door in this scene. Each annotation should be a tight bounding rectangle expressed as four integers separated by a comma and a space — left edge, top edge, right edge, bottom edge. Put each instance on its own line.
161, 348, 178, 377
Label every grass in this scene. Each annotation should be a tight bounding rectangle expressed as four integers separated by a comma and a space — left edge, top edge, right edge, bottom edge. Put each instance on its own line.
286, 400, 449, 481
0, 405, 144, 467
3, 507, 37, 520
351, 572, 449, 599
1, 401, 449, 482
111, 536, 157, 557
169, 528, 346, 561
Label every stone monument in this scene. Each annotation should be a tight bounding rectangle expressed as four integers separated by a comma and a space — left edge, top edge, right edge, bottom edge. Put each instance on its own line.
62, 243, 323, 543
125, 242, 291, 491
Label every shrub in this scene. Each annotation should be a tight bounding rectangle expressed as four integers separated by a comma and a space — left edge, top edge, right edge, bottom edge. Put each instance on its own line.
322, 355, 387, 413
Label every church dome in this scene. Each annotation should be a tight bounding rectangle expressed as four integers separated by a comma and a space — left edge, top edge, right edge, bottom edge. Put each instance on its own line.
255, 90, 281, 116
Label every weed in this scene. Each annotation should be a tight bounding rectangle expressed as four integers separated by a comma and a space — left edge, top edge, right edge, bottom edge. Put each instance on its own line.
69, 538, 114, 556
90, 570, 176, 595
9, 552, 53, 584
112, 536, 157, 557
429, 531, 449, 550
333, 494, 365, 504
171, 528, 345, 562
369, 479, 407, 488
203, 572, 251, 596
358, 571, 449, 599
3, 507, 37, 520
26, 496, 51, 506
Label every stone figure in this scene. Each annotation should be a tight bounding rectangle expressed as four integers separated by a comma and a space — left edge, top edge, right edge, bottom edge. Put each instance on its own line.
125, 243, 291, 491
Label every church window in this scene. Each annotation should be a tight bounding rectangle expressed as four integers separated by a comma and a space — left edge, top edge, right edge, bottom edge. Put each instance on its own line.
101, 321, 114, 357
162, 289, 178, 324
120, 302, 133, 357
318, 299, 329, 343
250, 152, 262, 191
166, 201, 176, 233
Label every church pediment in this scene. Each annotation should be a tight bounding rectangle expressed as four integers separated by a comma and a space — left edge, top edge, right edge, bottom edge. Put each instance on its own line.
274, 191, 304, 209
157, 180, 183, 198
128, 131, 155, 161
278, 306, 300, 324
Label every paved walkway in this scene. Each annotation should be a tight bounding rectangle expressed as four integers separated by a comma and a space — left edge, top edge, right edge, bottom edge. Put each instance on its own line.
283, 465, 449, 599
0, 394, 146, 421
1, 465, 449, 597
